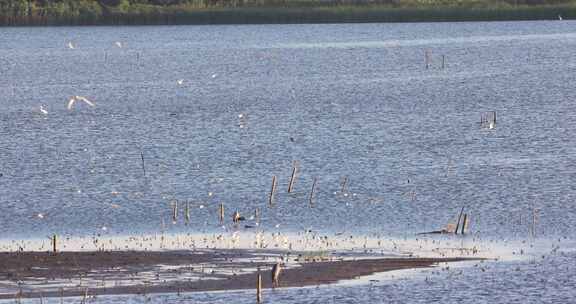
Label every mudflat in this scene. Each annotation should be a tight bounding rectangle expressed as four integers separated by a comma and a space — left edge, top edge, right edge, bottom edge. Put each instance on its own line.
0, 250, 478, 299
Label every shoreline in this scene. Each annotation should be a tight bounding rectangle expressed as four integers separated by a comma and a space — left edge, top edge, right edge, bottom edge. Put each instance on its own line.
0, 250, 481, 300
0, 5, 573, 27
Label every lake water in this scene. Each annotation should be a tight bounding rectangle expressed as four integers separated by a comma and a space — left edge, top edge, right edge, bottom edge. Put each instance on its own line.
1, 21, 575, 303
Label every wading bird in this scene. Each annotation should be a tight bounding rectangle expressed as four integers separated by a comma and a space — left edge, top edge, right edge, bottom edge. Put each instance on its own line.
232, 211, 245, 223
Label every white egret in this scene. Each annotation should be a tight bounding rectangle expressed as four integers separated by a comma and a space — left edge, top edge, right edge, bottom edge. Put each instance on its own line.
115, 41, 123, 48
39, 105, 48, 115
488, 121, 495, 129
67, 42, 75, 49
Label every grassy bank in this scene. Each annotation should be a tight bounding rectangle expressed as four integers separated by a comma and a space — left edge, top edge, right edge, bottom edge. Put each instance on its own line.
0, 0, 574, 26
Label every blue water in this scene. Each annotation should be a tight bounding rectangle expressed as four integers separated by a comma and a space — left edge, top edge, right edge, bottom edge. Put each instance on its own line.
1, 20, 576, 303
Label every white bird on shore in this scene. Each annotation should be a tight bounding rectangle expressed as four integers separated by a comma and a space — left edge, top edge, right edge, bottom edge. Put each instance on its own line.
67, 96, 95, 110
39, 105, 48, 115
67, 41, 75, 49
558, 14, 563, 21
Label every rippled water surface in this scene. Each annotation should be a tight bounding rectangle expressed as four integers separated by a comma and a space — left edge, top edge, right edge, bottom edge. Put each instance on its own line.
1, 21, 576, 303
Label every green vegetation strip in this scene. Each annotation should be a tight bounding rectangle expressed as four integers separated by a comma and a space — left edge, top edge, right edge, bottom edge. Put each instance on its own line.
0, 0, 575, 26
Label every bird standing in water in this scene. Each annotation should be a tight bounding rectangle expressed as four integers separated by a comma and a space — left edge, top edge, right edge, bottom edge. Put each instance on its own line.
271, 263, 282, 288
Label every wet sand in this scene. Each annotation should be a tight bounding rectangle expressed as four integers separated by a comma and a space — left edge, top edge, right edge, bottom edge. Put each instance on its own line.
0, 250, 479, 299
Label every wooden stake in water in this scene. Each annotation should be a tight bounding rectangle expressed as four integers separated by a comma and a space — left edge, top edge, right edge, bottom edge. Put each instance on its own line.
140, 151, 146, 177
455, 206, 465, 235
441, 55, 445, 69
52, 234, 57, 253
269, 176, 277, 206
219, 203, 225, 224
340, 176, 348, 194
531, 207, 538, 238
425, 50, 431, 69
82, 288, 88, 304
288, 162, 298, 193
309, 177, 317, 207
185, 201, 190, 224
172, 200, 178, 222
460, 214, 468, 234
256, 272, 263, 303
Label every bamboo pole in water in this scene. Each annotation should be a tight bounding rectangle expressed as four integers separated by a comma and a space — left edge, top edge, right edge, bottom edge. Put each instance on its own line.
256, 272, 263, 303
425, 50, 430, 69
288, 163, 298, 193
269, 176, 277, 206
52, 234, 57, 253
441, 55, 445, 69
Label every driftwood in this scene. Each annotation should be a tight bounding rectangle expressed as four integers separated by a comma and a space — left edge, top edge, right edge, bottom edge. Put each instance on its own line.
418, 207, 469, 235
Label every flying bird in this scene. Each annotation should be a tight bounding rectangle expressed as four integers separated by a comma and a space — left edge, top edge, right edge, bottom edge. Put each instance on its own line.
67, 96, 95, 110
39, 105, 48, 115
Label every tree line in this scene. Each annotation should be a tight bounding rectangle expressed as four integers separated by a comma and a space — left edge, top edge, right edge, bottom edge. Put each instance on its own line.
0, 0, 574, 26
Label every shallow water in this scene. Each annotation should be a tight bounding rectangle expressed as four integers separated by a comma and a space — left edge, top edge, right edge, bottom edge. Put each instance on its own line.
1, 20, 576, 302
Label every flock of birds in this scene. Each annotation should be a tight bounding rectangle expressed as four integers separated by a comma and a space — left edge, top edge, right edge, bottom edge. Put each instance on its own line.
15, 36, 560, 303
38, 95, 94, 115
37, 40, 220, 116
